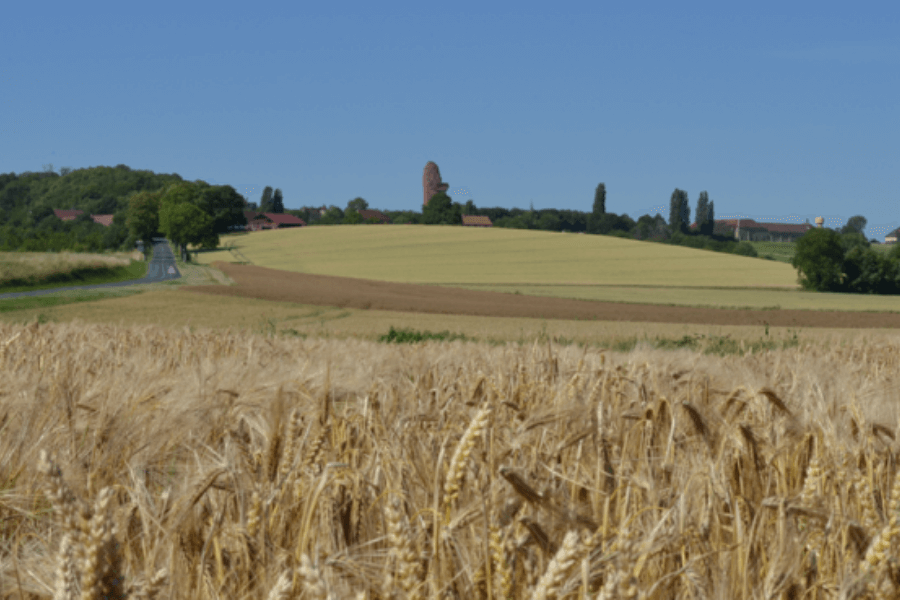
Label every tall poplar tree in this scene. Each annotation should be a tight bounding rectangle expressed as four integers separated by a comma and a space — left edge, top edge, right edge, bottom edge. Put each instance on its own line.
593, 183, 606, 215
669, 188, 687, 233
703, 200, 715, 236
272, 188, 284, 213
259, 186, 274, 213
695, 191, 709, 233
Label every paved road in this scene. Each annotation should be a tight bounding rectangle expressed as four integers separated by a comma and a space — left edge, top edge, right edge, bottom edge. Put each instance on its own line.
0, 238, 181, 300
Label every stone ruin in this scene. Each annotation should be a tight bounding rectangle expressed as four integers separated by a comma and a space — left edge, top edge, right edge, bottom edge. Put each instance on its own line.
423, 161, 449, 206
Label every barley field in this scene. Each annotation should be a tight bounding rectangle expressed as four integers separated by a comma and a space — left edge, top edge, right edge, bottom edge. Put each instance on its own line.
3, 319, 900, 598
0, 251, 142, 285
189, 226, 801, 289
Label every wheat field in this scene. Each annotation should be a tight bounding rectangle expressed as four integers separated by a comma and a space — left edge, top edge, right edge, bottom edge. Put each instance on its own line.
2, 320, 900, 598
190, 226, 801, 289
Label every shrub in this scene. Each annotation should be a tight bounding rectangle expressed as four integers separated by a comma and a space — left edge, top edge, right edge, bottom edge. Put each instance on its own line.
731, 242, 758, 257
378, 326, 473, 344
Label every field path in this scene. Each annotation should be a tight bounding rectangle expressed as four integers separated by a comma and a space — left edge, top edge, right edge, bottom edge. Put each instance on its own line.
177, 262, 900, 329
0, 239, 181, 300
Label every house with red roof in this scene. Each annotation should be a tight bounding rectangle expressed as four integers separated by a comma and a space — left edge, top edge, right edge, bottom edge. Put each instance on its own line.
242, 211, 306, 231
90, 214, 114, 227
53, 209, 85, 221
357, 209, 391, 224
53, 209, 115, 227
691, 218, 814, 242
461, 215, 493, 227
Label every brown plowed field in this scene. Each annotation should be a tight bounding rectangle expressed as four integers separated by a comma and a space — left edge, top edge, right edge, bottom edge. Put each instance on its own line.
176, 262, 900, 329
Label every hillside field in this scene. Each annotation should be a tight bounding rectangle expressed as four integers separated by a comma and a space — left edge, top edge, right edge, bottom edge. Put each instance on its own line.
189, 226, 900, 314
191, 226, 802, 288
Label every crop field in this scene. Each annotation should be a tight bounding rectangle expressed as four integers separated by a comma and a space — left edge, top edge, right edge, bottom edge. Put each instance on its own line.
3, 319, 900, 598
447, 283, 900, 313
0, 250, 146, 293
190, 226, 802, 289
187, 228, 900, 314
5, 286, 883, 354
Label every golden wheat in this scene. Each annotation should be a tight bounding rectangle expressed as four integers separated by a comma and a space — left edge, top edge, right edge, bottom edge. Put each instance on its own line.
1, 320, 899, 597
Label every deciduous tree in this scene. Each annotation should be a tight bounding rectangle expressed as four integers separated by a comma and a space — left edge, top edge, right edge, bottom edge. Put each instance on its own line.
841, 215, 867, 235
125, 190, 164, 257
196, 185, 247, 234
423, 192, 454, 224
159, 200, 216, 262
346, 197, 368, 213
791, 228, 846, 291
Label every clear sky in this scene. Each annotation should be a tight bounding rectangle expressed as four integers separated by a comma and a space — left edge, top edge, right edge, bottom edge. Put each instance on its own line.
2, 1, 898, 239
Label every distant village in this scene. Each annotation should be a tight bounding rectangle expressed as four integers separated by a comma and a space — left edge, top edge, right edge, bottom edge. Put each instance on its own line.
47, 160, 897, 245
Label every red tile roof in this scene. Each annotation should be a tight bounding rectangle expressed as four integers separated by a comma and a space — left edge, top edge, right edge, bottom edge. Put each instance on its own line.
461, 215, 493, 227
262, 212, 305, 226
358, 209, 391, 223
90, 214, 114, 227
53, 209, 84, 221
704, 219, 812, 234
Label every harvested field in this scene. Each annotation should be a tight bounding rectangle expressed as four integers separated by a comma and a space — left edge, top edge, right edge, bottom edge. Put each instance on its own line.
178, 262, 900, 329
3, 320, 900, 597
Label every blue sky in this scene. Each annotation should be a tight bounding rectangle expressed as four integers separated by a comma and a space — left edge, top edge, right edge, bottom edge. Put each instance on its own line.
2, 1, 898, 239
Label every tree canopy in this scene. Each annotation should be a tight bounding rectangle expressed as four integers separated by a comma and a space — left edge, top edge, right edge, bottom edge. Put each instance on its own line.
841, 215, 867, 236
346, 197, 369, 214
791, 228, 846, 291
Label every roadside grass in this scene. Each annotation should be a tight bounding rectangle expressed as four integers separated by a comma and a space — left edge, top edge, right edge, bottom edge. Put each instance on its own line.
0, 286, 149, 318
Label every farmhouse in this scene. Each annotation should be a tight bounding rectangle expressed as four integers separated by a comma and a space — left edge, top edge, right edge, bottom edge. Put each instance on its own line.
52, 209, 115, 227
461, 215, 493, 227
357, 209, 391, 224
53, 209, 83, 221
241, 211, 306, 231
886, 228, 899, 244
708, 218, 814, 242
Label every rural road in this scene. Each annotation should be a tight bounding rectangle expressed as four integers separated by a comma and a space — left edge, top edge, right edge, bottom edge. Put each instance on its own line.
0, 238, 181, 300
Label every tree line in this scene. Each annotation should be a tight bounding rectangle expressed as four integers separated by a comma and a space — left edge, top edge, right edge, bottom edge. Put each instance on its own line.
1, 164, 897, 296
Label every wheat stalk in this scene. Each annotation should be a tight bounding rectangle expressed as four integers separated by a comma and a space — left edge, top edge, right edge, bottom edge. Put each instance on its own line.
443, 405, 492, 515
531, 530, 580, 600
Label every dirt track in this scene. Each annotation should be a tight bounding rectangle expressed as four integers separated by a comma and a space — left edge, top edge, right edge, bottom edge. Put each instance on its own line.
175, 262, 900, 329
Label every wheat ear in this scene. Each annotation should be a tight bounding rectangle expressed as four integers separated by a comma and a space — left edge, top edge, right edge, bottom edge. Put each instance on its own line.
444, 405, 492, 515
53, 532, 78, 600
384, 496, 422, 599
266, 570, 294, 600
531, 530, 580, 600
298, 554, 332, 600
80, 486, 126, 600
